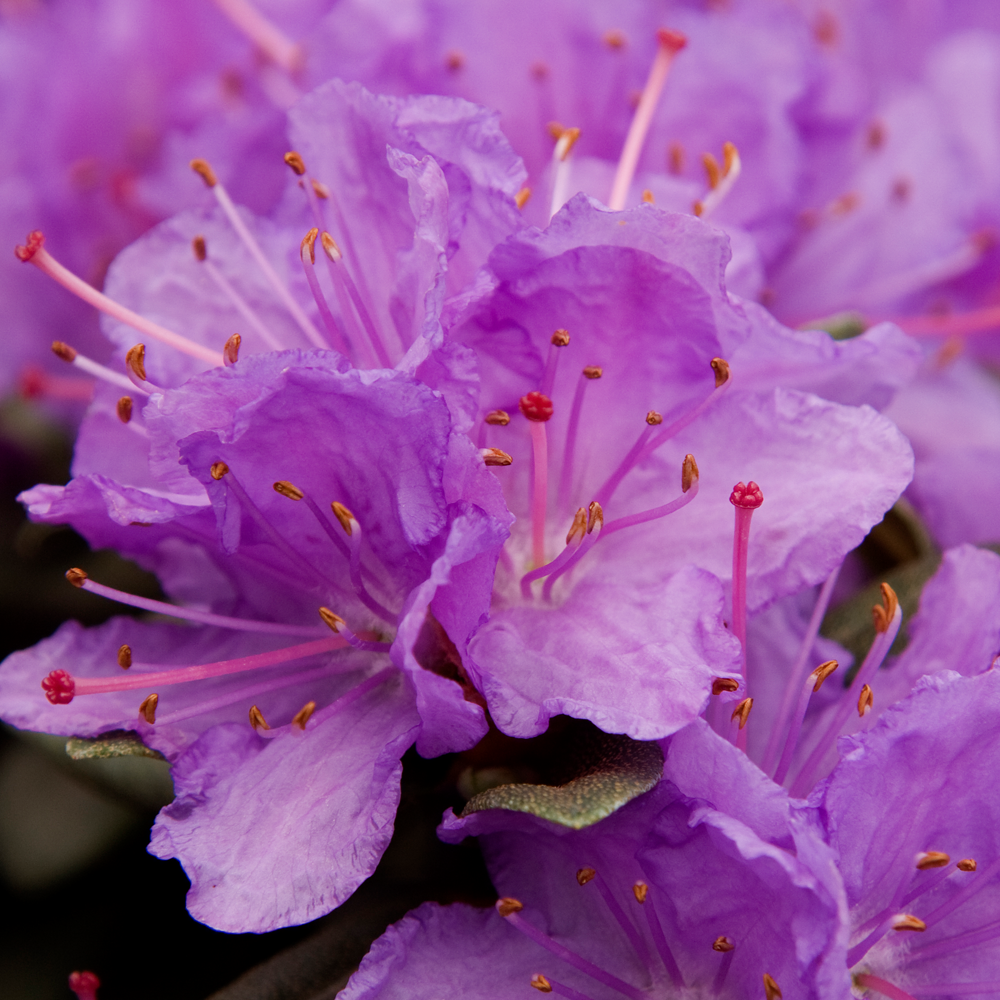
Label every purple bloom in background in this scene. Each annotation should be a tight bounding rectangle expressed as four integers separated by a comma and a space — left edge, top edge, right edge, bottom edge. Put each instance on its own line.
815, 668, 1000, 999
448, 193, 914, 743
340, 720, 849, 999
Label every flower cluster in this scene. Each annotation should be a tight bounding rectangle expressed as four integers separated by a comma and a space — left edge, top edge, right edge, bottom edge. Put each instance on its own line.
6, 2, 1000, 998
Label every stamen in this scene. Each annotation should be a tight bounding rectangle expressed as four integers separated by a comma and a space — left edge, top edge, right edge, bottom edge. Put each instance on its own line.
117, 645, 132, 670
319, 607, 393, 652
906, 984, 1000, 997
210, 0, 304, 74
483, 448, 514, 467
892, 914, 927, 932
69, 971, 101, 1000
139, 692, 158, 723
907, 916, 1000, 963
530, 974, 598, 1000
541, 503, 603, 601
190, 161, 327, 348
763, 974, 783, 1000
694, 143, 742, 219
762, 561, 843, 776
600, 456, 699, 537
549, 126, 581, 220
959, 859, 978, 871
16, 232, 223, 366
771, 660, 838, 785
712, 678, 740, 695
291, 700, 316, 729
713, 936, 734, 952
223, 332, 241, 366
192, 236, 285, 350
327, 506, 396, 622
920, 855, 1000, 931
496, 899, 647, 1000
900, 858, 961, 908
608, 29, 687, 210
790, 586, 902, 795
540, 329, 571, 397
516, 188, 532, 210
854, 973, 918, 1000
249, 704, 271, 730
319, 232, 392, 366
125, 344, 166, 394
847, 910, 926, 967
632, 883, 685, 989
519, 509, 586, 599
299, 229, 351, 354
485, 410, 511, 426
858, 683, 874, 716
63, 567, 327, 636
520, 392, 554, 568
577, 866, 650, 966
730, 697, 753, 730
51, 340, 144, 395
641, 190, 654, 204
559, 367, 602, 508
730, 481, 763, 691
116, 397, 133, 424
711, 938, 735, 995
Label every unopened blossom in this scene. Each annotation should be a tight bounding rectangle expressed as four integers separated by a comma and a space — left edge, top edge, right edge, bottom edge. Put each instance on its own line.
450, 192, 914, 743
341, 720, 849, 999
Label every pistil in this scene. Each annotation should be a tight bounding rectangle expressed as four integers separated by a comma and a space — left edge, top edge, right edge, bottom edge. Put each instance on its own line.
729, 481, 763, 691
520, 392, 554, 568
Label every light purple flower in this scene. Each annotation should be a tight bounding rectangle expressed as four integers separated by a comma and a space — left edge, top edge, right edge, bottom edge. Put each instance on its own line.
340, 720, 849, 999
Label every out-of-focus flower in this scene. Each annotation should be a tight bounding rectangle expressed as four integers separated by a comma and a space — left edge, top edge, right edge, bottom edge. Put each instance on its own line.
339, 719, 849, 999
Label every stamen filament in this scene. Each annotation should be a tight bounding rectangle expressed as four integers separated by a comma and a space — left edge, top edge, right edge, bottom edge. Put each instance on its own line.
529, 419, 550, 569
559, 368, 599, 511
920, 855, 1000, 930
789, 600, 902, 796
711, 947, 735, 996
520, 533, 582, 600
900, 864, 959, 908
772, 660, 838, 786
540, 329, 570, 396
499, 905, 647, 1000
534, 975, 599, 1000
854, 974, 917, 1000
211, 0, 303, 74
200, 255, 285, 350
694, 143, 742, 219
542, 519, 601, 601
608, 29, 687, 211
895, 305, 1000, 338
582, 869, 650, 967
300, 233, 351, 354
72, 575, 327, 636
341, 515, 397, 623
20, 236, 222, 365
905, 983, 1000, 997
636, 893, 684, 989
600, 479, 698, 537
52, 342, 146, 395
908, 918, 1000, 964
549, 126, 581, 221
762, 562, 843, 775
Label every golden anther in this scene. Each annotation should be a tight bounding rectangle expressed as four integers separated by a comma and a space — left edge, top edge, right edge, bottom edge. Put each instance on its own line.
223, 333, 241, 366
496, 898, 524, 917
210, 462, 229, 481
582, 365, 603, 379
283, 151, 306, 176
547, 121, 566, 140
642, 189, 655, 204
692, 200, 704, 217
555, 126, 581, 161
810, 660, 838, 692
311, 178, 330, 199
515, 187, 532, 210
485, 410, 511, 426
445, 49, 465, 71
722, 142, 739, 177
668, 142, 685, 175
712, 677, 739, 695
632, 882, 648, 904
189, 158, 218, 188
646, 410, 663, 425
731, 697, 753, 729
292, 701, 316, 730
702, 152, 721, 190
763, 973, 782, 1000
682, 454, 699, 494
126, 343, 146, 381
576, 867, 596, 885
482, 448, 513, 467
857, 684, 873, 716
892, 915, 926, 933
957, 859, 977, 871
273, 481, 304, 501
916, 851, 950, 870
65, 568, 88, 588
712, 936, 734, 952
117, 644, 132, 670
320, 231, 342, 262
51, 341, 77, 362
249, 705, 271, 731
116, 396, 133, 424
331, 502, 355, 534
872, 582, 899, 634
530, 974, 552, 993
587, 501, 603, 534
710, 357, 731, 387
301, 227, 319, 264
139, 693, 158, 724
566, 507, 587, 545
603, 29, 626, 49
192, 235, 207, 261
319, 607, 346, 633
551, 329, 571, 347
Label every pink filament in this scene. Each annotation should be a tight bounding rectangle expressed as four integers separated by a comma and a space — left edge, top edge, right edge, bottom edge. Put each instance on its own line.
637, 894, 684, 989
908, 917, 1000, 964
19, 367, 94, 402
203, 258, 284, 350
587, 871, 649, 967
79, 578, 327, 636
711, 947, 734, 996
771, 670, 822, 786
558, 371, 592, 512
921, 855, 1000, 930
896, 305, 1000, 338
300, 247, 350, 354
211, 0, 302, 74
529, 419, 550, 569
540, 977, 600, 1000
73, 636, 349, 695
906, 984, 1000, 997
520, 536, 582, 599
600, 480, 698, 537
30, 247, 222, 366
855, 974, 918, 1000
608, 31, 685, 211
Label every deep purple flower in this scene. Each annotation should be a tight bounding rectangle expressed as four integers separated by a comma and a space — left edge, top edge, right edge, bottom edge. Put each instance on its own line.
339, 719, 849, 999
815, 668, 1000, 999
447, 193, 915, 743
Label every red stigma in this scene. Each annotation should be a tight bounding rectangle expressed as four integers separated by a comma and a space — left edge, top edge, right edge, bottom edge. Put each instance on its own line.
730, 481, 763, 509
519, 391, 554, 422
18, 365, 45, 399
14, 230, 45, 262
69, 971, 101, 999
656, 28, 687, 52
42, 669, 75, 704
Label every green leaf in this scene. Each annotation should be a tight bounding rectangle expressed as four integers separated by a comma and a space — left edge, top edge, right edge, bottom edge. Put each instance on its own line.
66, 730, 165, 761
460, 728, 663, 829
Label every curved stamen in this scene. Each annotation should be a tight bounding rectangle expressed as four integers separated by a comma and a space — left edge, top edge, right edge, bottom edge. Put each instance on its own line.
549, 125, 581, 221
328, 503, 397, 623
907, 917, 1000, 964
578, 867, 649, 967
608, 29, 687, 211
540, 329, 571, 397
559, 366, 601, 511
319, 608, 393, 653
16, 232, 222, 366
600, 473, 698, 537
771, 660, 838, 786
300, 230, 351, 355
51, 341, 147, 396
694, 143, 742, 219
632, 884, 684, 989
211, 0, 303, 74
520, 508, 586, 600
542, 504, 602, 601
920, 855, 1000, 931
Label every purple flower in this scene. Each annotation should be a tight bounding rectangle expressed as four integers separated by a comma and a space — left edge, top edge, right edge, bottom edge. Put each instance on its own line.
340, 720, 849, 999
815, 668, 1000, 999
448, 193, 914, 743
